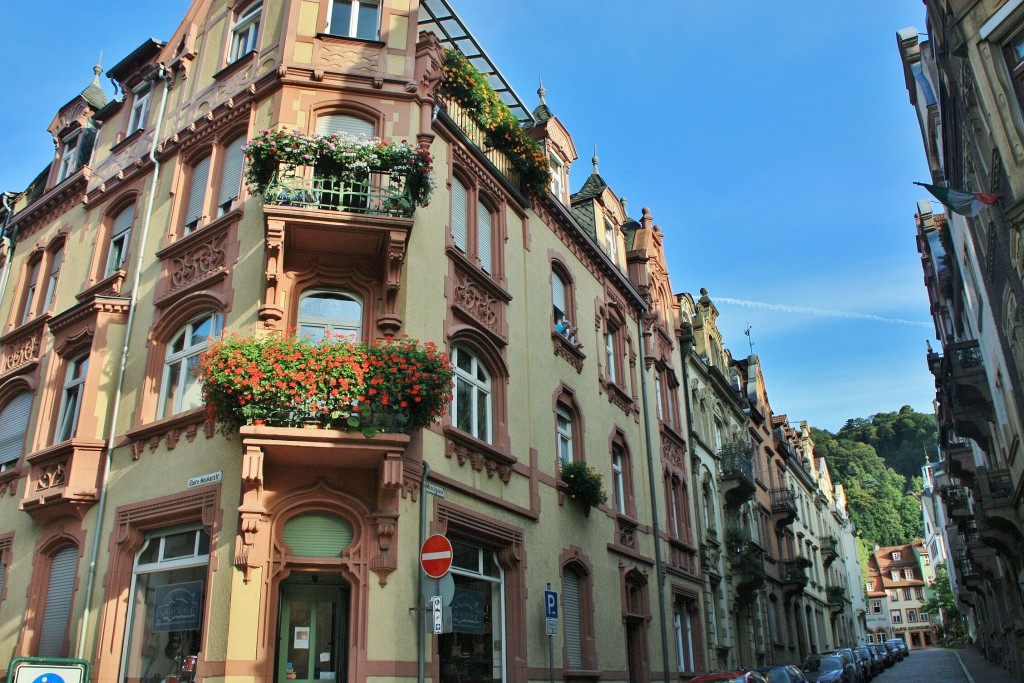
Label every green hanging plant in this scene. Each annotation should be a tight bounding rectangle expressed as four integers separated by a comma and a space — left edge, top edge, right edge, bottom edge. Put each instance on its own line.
560, 460, 608, 510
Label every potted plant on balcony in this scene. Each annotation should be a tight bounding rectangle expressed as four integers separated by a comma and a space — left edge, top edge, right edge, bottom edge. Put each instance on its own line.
241, 129, 436, 212
559, 460, 607, 515
198, 333, 453, 437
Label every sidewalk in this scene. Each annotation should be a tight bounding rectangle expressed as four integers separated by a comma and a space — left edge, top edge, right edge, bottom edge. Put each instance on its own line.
951, 647, 1020, 683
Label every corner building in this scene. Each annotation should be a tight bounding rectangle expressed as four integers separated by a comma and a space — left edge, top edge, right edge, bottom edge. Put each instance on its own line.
0, 1, 704, 681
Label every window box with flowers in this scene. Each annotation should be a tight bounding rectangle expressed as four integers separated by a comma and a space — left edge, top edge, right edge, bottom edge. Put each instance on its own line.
198, 334, 453, 437
439, 50, 550, 198
242, 129, 436, 218
559, 461, 607, 515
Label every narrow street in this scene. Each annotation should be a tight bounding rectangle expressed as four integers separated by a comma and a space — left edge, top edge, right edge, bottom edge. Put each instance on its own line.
870, 648, 1019, 683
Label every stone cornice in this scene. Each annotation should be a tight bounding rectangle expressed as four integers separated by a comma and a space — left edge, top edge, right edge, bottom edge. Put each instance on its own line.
9, 171, 89, 242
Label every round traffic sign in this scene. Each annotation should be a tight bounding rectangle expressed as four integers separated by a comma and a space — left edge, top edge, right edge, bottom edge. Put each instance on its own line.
420, 534, 453, 578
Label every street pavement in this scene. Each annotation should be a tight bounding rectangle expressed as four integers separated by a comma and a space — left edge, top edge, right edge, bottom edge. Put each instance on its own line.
869, 647, 1019, 683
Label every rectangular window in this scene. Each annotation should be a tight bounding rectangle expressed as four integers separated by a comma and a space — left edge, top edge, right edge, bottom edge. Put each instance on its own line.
185, 156, 211, 233
907, 609, 918, 622
605, 330, 617, 384
921, 611, 929, 622
37, 546, 79, 657
328, 0, 380, 40
43, 247, 64, 313
891, 570, 900, 582
556, 408, 573, 466
904, 568, 914, 580
55, 355, 89, 443
229, 2, 262, 62
56, 133, 80, 183
563, 570, 582, 669
450, 177, 468, 253
106, 205, 135, 276
218, 135, 246, 216
892, 551, 901, 561
477, 201, 492, 273
891, 610, 902, 624
612, 447, 626, 515
903, 588, 912, 600
889, 590, 899, 602
122, 528, 210, 682
21, 260, 41, 324
549, 153, 563, 199
128, 85, 151, 134
871, 600, 881, 614
438, 540, 505, 681
604, 216, 617, 263
673, 603, 695, 673
915, 587, 924, 600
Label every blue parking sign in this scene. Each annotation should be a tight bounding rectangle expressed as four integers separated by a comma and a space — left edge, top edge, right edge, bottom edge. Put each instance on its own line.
544, 590, 558, 619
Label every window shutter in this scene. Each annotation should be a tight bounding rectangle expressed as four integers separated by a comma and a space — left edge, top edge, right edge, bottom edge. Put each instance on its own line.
0, 562, 6, 597
451, 178, 468, 252
477, 201, 492, 273
0, 392, 32, 467
316, 115, 374, 139
218, 136, 246, 209
563, 570, 583, 669
186, 156, 211, 227
37, 546, 78, 657
283, 512, 353, 557
112, 205, 134, 239
552, 272, 566, 318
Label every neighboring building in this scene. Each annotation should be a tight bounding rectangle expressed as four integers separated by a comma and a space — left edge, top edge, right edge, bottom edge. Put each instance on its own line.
898, 3, 1024, 674
0, 2, 872, 682
864, 543, 935, 650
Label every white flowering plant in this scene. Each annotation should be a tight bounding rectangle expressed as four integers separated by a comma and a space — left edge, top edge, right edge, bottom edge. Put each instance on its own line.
242, 129, 435, 206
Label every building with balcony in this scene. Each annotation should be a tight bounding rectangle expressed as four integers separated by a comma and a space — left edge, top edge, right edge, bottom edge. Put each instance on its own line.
898, 3, 1024, 672
0, 2, 875, 681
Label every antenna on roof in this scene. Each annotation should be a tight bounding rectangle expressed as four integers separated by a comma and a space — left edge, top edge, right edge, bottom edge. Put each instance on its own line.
744, 323, 754, 355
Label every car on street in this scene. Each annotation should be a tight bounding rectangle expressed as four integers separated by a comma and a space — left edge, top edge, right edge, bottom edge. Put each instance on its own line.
800, 654, 852, 683
870, 643, 893, 668
887, 637, 909, 657
832, 648, 865, 683
851, 647, 873, 680
882, 640, 903, 662
754, 665, 810, 682
856, 645, 882, 676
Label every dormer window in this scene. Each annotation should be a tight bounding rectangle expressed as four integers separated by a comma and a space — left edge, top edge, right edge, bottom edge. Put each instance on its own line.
549, 153, 563, 200
56, 132, 80, 183
327, 0, 380, 40
229, 2, 262, 62
891, 551, 901, 561
128, 84, 150, 134
604, 216, 618, 263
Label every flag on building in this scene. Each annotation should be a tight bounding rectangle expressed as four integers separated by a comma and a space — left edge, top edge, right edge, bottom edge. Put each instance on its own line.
914, 182, 999, 217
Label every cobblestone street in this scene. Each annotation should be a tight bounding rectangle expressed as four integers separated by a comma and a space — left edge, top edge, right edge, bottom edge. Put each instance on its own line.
871, 648, 1019, 683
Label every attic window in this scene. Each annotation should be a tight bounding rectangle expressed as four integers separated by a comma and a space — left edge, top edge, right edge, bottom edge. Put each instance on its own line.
56, 132, 80, 183
891, 551, 901, 561
128, 84, 150, 134
604, 216, 618, 263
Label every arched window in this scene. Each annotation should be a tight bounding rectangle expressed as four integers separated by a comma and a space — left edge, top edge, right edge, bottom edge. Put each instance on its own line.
0, 391, 32, 470
36, 545, 79, 657
315, 114, 375, 139
229, 1, 262, 62
556, 406, 574, 467
297, 290, 363, 342
451, 345, 491, 442
105, 204, 135, 276
159, 312, 222, 419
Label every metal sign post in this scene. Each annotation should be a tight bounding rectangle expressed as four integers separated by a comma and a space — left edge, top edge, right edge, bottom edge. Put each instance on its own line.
545, 583, 558, 683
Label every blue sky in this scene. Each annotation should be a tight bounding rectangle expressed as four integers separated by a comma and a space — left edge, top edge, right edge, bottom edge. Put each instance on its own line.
0, 1, 936, 433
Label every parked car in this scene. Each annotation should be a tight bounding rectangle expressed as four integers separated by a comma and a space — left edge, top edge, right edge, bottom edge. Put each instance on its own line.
800, 654, 852, 683
871, 643, 893, 667
832, 648, 865, 683
856, 645, 882, 676
850, 647, 873, 680
888, 637, 909, 656
688, 672, 769, 683
882, 639, 903, 662
754, 665, 810, 682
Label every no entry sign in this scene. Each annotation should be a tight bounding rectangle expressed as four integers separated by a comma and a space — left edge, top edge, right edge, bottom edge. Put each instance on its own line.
420, 534, 453, 578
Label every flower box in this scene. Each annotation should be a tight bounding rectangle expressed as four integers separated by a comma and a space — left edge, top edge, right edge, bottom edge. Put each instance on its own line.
199, 334, 453, 437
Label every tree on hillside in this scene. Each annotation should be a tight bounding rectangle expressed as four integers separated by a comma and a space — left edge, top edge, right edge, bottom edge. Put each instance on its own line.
811, 426, 923, 547
837, 406, 937, 485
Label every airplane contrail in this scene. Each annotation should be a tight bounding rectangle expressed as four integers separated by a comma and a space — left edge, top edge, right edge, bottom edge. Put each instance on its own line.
714, 297, 933, 328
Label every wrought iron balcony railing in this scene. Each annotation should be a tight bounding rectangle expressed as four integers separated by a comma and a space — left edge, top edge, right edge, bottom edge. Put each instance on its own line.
771, 486, 797, 514
263, 170, 417, 218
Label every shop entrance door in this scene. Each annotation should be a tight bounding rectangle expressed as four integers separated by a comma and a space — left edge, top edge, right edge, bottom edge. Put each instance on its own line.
277, 577, 349, 683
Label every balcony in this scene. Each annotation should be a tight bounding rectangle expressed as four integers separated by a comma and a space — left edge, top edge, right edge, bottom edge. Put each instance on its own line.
976, 467, 1023, 555
940, 341, 994, 449
719, 442, 756, 506
727, 537, 767, 596
437, 94, 522, 193
20, 439, 107, 524
821, 535, 839, 568
771, 486, 798, 528
779, 559, 810, 595
956, 549, 983, 590
944, 434, 977, 484
826, 584, 846, 614
943, 486, 972, 521
263, 171, 419, 218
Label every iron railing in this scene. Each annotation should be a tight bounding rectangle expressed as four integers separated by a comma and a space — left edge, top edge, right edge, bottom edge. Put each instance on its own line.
263, 170, 417, 218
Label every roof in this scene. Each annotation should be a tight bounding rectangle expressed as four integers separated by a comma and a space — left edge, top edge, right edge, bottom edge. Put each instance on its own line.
107, 38, 165, 84
571, 172, 609, 204
80, 65, 109, 109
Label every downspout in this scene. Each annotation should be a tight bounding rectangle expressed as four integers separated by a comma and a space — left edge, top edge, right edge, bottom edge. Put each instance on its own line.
417, 460, 431, 683
77, 63, 173, 659
636, 311, 671, 683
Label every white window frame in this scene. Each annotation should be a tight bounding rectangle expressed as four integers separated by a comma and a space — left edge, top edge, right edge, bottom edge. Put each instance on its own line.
56, 133, 80, 183
296, 290, 363, 342
127, 84, 151, 134
612, 447, 626, 515
892, 551, 901, 561
21, 259, 41, 324
556, 407, 573, 466
673, 604, 694, 672
159, 313, 222, 419
549, 153, 563, 199
43, 247, 64, 314
451, 345, 491, 443
229, 2, 262, 62
55, 355, 89, 443
605, 331, 616, 382
604, 216, 618, 263
445, 542, 506, 682
327, 0, 381, 40
106, 205, 134, 276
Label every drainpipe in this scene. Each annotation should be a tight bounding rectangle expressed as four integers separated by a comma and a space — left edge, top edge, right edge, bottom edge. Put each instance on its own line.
417, 460, 431, 683
636, 312, 671, 683
76, 63, 173, 660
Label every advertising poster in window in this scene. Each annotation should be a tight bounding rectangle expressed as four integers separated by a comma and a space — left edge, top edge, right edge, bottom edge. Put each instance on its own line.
450, 588, 484, 634
153, 580, 204, 632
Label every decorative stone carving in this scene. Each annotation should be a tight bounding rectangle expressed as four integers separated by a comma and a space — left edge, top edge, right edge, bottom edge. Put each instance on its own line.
320, 43, 380, 74
36, 461, 66, 490
0, 323, 44, 375
444, 431, 514, 483
454, 272, 498, 329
